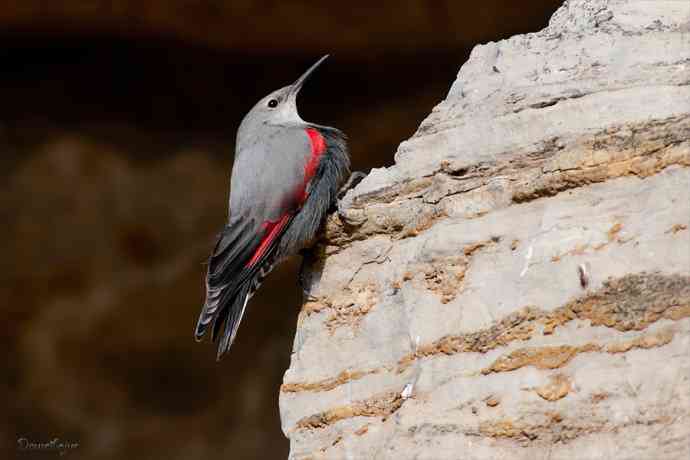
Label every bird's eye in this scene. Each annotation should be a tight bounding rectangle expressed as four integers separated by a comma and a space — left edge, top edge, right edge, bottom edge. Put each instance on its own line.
267, 99, 278, 108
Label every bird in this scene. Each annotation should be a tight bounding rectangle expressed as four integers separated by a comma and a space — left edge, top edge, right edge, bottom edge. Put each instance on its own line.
195, 55, 353, 360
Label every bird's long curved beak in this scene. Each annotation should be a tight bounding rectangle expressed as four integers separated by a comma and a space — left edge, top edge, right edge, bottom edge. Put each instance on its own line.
289, 55, 329, 98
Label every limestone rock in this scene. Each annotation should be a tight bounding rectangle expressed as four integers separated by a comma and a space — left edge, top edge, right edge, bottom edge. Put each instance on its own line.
280, 1, 690, 458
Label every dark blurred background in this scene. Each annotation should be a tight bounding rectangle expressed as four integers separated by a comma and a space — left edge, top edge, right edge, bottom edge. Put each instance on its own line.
1, 2, 562, 459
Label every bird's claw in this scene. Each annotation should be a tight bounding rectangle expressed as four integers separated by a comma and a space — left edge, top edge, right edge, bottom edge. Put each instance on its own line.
337, 171, 366, 200
336, 171, 366, 221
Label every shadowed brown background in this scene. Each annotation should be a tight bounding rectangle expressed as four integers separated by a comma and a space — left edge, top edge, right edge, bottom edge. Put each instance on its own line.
1, 2, 562, 458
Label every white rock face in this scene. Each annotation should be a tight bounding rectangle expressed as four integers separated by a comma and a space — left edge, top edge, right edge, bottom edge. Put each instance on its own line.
280, 1, 690, 458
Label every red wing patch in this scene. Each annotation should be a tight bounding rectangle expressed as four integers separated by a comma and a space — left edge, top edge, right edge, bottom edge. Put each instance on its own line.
295, 128, 327, 204
245, 214, 291, 268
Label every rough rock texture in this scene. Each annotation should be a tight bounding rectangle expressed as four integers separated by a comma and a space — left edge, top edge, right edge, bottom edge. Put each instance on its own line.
280, 1, 690, 459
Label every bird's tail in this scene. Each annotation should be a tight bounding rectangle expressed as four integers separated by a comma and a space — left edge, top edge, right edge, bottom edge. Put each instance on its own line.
196, 260, 276, 360
211, 280, 252, 361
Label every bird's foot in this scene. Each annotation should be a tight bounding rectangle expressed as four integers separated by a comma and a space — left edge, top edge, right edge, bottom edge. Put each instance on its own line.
337, 171, 366, 200
336, 171, 367, 221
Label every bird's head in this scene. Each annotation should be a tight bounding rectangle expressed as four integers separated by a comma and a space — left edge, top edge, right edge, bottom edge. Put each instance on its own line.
237, 55, 329, 141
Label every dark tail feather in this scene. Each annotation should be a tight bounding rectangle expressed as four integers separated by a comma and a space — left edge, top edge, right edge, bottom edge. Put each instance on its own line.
214, 281, 253, 361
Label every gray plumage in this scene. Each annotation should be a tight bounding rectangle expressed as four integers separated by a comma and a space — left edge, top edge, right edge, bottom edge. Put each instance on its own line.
195, 56, 350, 360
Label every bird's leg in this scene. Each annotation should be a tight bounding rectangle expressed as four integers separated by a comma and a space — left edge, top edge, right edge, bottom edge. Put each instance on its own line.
337, 171, 366, 200
298, 249, 318, 302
